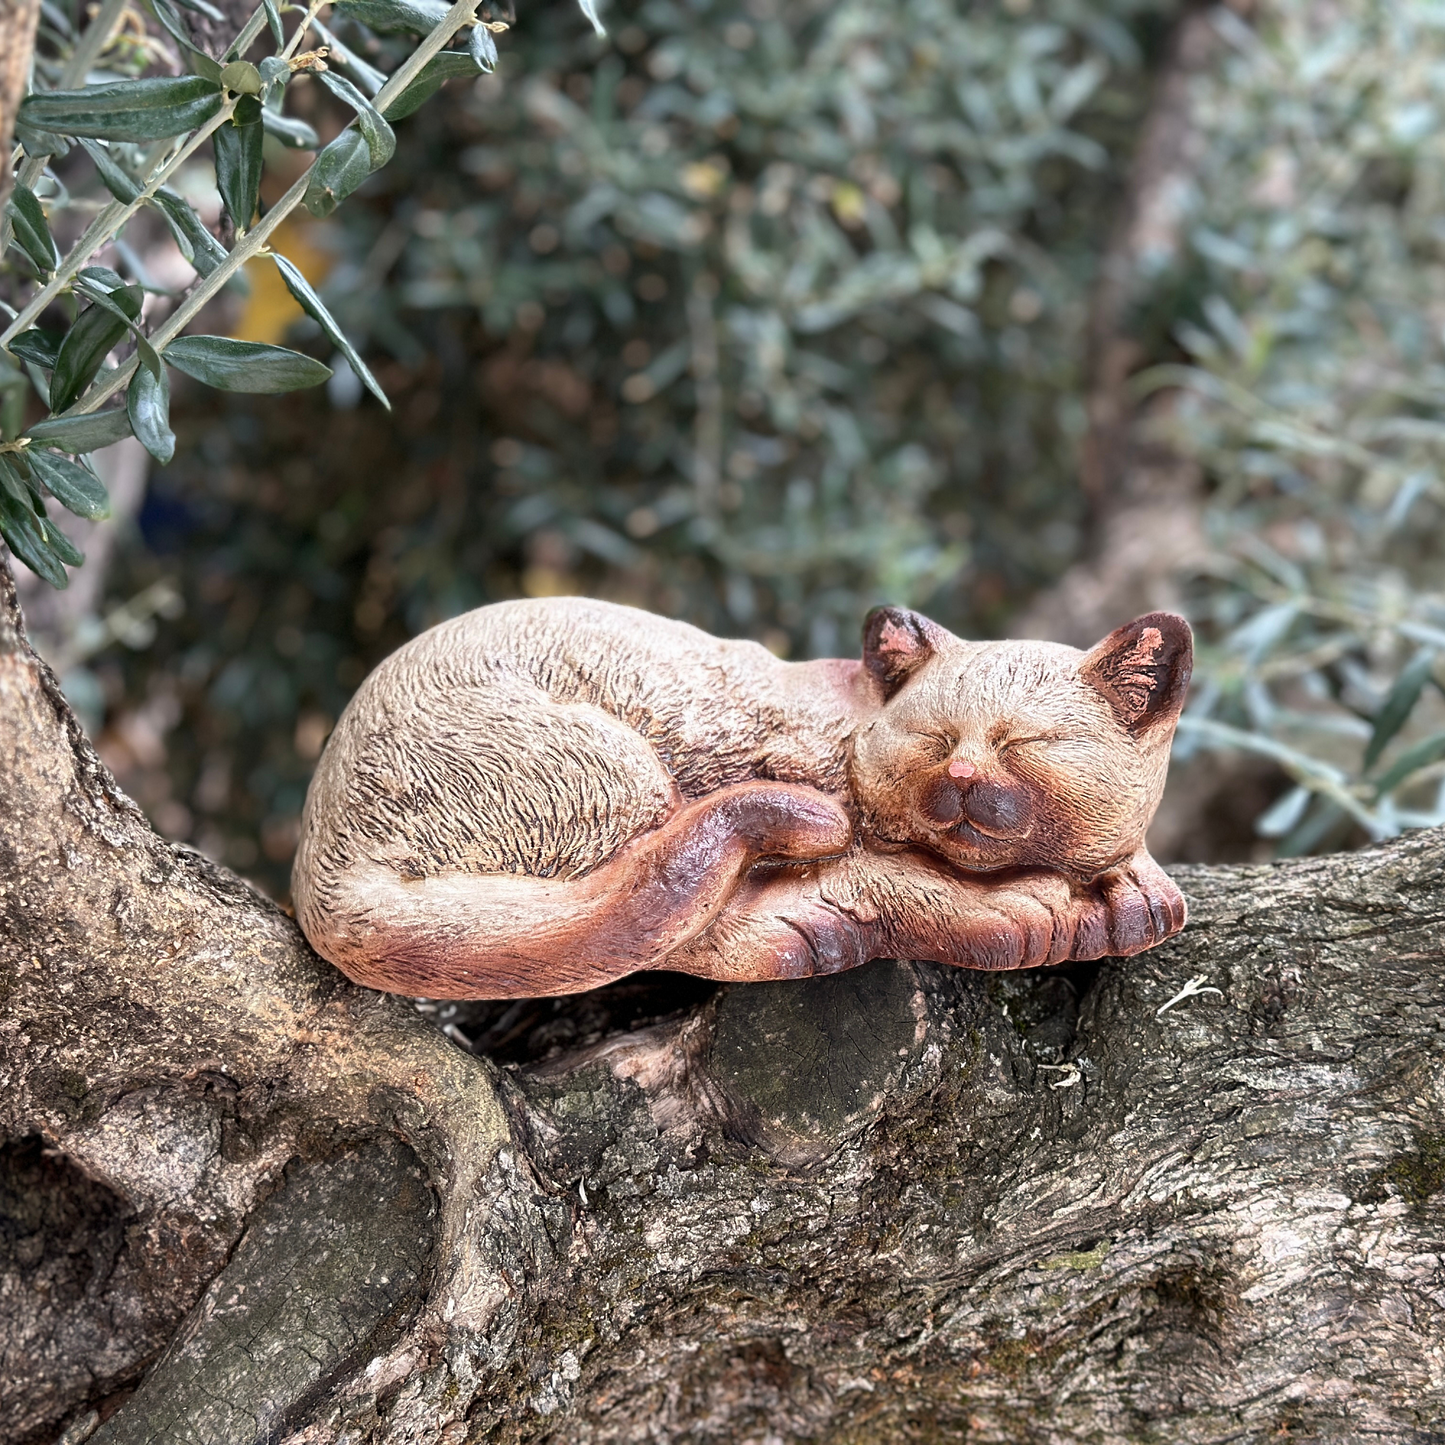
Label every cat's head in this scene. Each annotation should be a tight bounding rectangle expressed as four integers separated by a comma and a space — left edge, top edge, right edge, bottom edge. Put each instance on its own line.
849, 607, 1192, 878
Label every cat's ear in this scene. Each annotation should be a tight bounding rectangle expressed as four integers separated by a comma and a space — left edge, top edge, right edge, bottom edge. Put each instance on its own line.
1080, 612, 1193, 737
863, 606, 945, 697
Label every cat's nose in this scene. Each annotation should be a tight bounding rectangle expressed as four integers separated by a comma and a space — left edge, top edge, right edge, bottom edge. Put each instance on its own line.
948, 758, 977, 780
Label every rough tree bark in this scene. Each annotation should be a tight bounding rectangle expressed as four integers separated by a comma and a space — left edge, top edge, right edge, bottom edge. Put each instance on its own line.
2, 548, 1444, 1445
0, 0, 40, 217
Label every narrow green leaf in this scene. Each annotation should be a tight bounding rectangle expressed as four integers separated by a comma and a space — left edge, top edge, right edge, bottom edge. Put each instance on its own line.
0, 488, 69, 588
136, 336, 163, 378
28, 448, 113, 519
261, 108, 320, 149
127, 362, 176, 464
14, 120, 73, 159
303, 129, 372, 217
384, 50, 482, 119
4, 184, 61, 274
77, 264, 129, 293
45, 523, 85, 567
214, 94, 264, 232
79, 138, 143, 203
1364, 649, 1437, 771
1372, 729, 1445, 798
50, 285, 142, 412
164, 335, 332, 392
272, 253, 390, 409
317, 71, 396, 167
27, 408, 134, 452
333, 0, 450, 33
189, 51, 226, 84
146, 0, 209, 58
468, 23, 497, 71
0, 455, 31, 507
18, 75, 224, 143
263, 0, 284, 44
171, 0, 227, 22
8, 328, 64, 370
151, 187, 228, 276
310, 17, 387, 94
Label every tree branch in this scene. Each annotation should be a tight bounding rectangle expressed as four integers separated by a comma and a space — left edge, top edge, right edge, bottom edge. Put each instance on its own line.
3, 553, 1444, 1443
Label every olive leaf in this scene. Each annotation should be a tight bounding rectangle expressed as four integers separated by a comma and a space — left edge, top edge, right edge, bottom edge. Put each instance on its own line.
219, 61, 263, 96
385, 51, 483, 120
333, 0, 451, 34
272, 253, 390, 409
146, 0, 212, 60
127, 361, 176, 465
50, 285, 142, 412
1372, 729, 1445, 798
43, 519, 86, 567
76, 265, 130, 294
164, 335, 333, 392
0, 453, 32, 507
262, 108, 320, 149
19, 75, 225, 143
170, 0, 227, 22
0, 483, 69, 588
214, 95, 265, 232
79, 139, 143, 204
27, 408, 135, 453
317, 71, 396, 168
151, 187, 228, 277
4, 184, 61, 275
8, 328, 64, 370
303, 129, 373, 217
262, 0, 284, 45
1363, 648, 1437, 771
13, 121, 72, 160
310, 18, 388, 94
27, 449, 113, 520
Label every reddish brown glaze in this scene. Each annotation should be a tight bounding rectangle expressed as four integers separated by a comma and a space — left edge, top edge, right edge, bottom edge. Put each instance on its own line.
292, 599, 1192, 998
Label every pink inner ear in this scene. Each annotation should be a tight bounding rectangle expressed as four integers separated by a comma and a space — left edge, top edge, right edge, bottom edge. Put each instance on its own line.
1100, 626, 1166, 722
876, 618, 918, 659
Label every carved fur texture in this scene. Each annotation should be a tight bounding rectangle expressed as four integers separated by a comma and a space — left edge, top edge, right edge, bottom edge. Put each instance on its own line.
293, 599, 1191, 998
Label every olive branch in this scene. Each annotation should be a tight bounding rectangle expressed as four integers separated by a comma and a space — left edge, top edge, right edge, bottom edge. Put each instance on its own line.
0, 0, 544, 586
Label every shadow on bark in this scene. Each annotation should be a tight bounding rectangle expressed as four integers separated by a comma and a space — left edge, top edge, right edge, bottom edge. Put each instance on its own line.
3, 552, 1445, 1445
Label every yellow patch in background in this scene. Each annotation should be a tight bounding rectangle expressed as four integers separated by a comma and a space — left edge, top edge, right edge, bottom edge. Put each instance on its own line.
231, 219, 335, 345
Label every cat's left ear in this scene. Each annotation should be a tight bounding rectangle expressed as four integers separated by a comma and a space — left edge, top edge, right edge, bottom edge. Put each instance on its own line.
1081, 612, 1193, 736
862, 606, 946, 697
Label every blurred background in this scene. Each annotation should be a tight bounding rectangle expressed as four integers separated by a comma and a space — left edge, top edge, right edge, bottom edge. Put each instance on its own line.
12, 0, 1445, 905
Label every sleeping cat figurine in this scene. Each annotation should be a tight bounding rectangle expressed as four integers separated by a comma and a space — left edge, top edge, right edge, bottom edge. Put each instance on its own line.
292, 599, 1191, 999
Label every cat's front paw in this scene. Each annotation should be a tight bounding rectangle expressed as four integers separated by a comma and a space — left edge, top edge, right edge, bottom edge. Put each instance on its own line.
1073, 851, 1187, 958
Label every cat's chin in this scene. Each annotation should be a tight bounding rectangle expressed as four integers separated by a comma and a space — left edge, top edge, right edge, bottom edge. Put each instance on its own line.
920, 831, 1030, 875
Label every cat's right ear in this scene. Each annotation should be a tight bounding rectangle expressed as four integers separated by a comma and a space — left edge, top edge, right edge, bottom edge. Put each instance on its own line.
862, 606, 943, 697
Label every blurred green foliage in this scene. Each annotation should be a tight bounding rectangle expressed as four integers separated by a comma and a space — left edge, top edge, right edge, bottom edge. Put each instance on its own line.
329, 0, 1176, 648
1149, 2, 1445, 853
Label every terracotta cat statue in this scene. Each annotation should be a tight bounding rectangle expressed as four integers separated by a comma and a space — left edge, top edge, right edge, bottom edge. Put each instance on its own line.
292, 599, 1191, 999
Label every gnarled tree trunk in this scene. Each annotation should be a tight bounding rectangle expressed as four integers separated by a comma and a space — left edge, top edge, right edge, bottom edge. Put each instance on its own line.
2, 551, 1444, 1445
